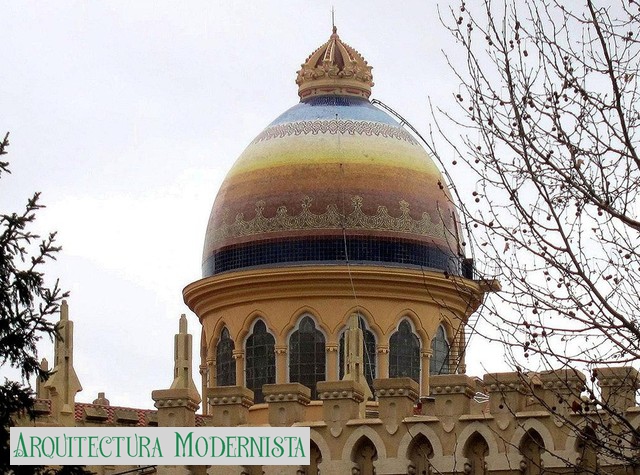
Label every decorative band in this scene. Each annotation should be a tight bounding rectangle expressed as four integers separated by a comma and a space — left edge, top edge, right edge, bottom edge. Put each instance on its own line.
251, 119, 419, 145
209, 195, 451, 245
202, 236, 462, 277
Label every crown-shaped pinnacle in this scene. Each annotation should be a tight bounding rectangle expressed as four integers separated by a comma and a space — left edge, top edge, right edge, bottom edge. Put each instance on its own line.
296, 28, 374, 100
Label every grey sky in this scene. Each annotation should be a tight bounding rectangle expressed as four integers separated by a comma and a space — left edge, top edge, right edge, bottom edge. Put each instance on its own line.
1, 1, 501, 409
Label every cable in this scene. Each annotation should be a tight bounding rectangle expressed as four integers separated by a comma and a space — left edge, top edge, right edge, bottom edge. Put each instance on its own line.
370, 98, 476, 264
372, 98, 483, 370
334, 111, 376, 388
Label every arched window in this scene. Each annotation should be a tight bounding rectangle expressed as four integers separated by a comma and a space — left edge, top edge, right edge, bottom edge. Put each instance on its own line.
339, 316, 376, 393
464, 433, 488, 475
240, 465, 262, 475
576, 427, 598, 475
352, 436, 377, 475
519, 429, 544, 475
289, 316, 326, 399
302, 441, 322, 475
245, 320, 275, 404
430, 325, 450, 375
408, 433, 434, 475
216, 327, 235, 387
389, 320, 421, 383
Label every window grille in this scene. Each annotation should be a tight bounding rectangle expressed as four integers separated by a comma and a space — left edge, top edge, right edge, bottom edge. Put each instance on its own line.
288, 316, 326, 399
216, 327, 235, 386
245, 320, 275, 403
389, 320, 420, 383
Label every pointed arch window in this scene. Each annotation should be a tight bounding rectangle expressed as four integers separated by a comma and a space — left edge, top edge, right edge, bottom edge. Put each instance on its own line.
352, 436, 377, 475
389, 320, 420, 383
289, 316, 326, 399
339, 316, 376, 393
216, 327, 235, 387
303, 441, 322, 475
576, 427, 598, 475
464, 433, 489, 475
430, 325, 450, 375
408, 434, 434, 475
519, 429, 545, 475
245, 320, 275, 403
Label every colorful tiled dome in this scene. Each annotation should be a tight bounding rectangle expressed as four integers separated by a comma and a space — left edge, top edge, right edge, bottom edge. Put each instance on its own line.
202, 31, 462, 277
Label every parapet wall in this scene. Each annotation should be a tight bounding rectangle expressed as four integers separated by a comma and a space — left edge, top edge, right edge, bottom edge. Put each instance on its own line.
22, 367, 640, 475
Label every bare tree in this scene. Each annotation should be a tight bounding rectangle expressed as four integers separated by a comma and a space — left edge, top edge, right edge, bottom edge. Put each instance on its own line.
439, 0, 640, 469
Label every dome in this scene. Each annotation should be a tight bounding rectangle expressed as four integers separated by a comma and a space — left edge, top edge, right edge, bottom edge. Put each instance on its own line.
202, 30, 462, 278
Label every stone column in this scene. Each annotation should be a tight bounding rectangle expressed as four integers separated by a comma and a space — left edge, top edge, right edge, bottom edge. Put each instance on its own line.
483, 372, 528, 415
233, 349, 245, 386
421, 350, 432, 396
538, 369, 586, 416
207, 356, 215, 388
326, 343, 338, 381
208, 386, 254, 426
449, 341, 459, 375
152, 376, 197, 475
200, 362, 209, 415
377, 345, 389, 379
595, 366, 639, 413
317, 379, 366, 435
342, 313, 373, 400
275, 344, 288, 384
457, 332, 467, 374
374, 377, 419, 435
152, 388, 200, 427
263, 383, 311, 426
151, 315, 201, 428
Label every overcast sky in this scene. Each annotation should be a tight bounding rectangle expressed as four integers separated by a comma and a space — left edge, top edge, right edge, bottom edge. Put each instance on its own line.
0, 1, 505, 409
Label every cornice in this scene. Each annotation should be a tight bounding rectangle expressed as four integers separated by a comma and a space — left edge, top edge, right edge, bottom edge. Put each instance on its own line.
183, 265, 484, 320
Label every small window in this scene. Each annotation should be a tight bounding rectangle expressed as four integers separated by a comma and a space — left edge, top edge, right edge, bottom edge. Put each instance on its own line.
216, 327, 235, 386
430, 325, 450, 375
389, 320, 420, 383
245, 320, 275, 403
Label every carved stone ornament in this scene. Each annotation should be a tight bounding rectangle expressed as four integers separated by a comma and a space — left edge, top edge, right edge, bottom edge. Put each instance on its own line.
296, 27, 374, 99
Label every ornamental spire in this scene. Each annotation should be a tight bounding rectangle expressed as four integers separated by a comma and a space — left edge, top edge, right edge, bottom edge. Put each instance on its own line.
296, 27, 374, 100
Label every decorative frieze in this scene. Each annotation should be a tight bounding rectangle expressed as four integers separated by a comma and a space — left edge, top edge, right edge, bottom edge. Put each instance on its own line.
207, 386, 254, 427
263, 383, 311, 426
263, 383, 311, 405
207, 386, 254, 409
152, 392, 200, 413
594, 366, 639, 412
210, 195, 445, 244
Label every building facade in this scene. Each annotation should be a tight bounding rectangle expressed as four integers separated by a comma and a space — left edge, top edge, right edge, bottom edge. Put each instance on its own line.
19, 28, 640, 475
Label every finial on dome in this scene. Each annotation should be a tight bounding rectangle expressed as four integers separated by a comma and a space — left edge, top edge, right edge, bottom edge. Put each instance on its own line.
296, 28, 374, 100
331, 7, 337, 36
